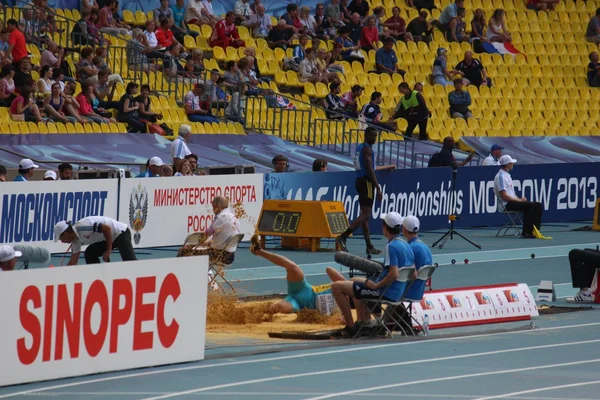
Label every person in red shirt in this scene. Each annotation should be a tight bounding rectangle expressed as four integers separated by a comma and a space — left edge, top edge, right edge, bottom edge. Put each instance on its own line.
360, 15, 379, 52
385, 7, 414, 42
6, 19, 28, 66
155, 17, 180, 49
210, 11, 245, 48
526, 0, 559, 11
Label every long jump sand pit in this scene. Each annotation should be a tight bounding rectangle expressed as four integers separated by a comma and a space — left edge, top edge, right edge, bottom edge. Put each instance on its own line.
206, 293, 344, 343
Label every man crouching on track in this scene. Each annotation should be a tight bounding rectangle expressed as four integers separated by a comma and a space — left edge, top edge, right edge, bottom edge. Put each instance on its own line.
250, 234, 346, 314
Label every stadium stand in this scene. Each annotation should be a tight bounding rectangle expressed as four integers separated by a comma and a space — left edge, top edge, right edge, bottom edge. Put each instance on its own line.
0, 0, 599, 165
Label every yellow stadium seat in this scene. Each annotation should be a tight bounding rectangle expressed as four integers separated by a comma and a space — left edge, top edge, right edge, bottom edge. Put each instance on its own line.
122, 9, 135, 26
201, 25, 212, 39
226, 46, 239, 62
212, 46, 227, 63
304, 82, 317, 97
196, 37, 210, 51
316, 82, 328, 98
184, 35, 197, 50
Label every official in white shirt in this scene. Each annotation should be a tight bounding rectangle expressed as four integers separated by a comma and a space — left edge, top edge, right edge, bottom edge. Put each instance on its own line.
493, 155, 543, 239
178, 196, 241, 264
54, 216, 137, 265
171, 124, 192, 163
482, 144, 503, 166
0, 245, 22, 271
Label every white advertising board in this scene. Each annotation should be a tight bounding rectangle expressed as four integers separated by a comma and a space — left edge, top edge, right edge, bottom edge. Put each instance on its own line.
0, 256, 208, 387
0, 179, 119, 253
118, 175, 263, 247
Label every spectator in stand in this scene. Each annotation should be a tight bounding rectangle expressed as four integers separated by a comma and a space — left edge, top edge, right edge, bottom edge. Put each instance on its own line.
58, 162, 73, 180
211, 12, 245, 49
81, 0, 100, 15
527, 0, 559, 11
163, 44, 188, 82
14, 158, 38, 182
393, 82, 429, 140
321, 43, 344, 74
154, 0, 174, 25
143, 21, 169, 59
347, 12, 362, 45
313, 158, 328, 171
385, 7, 414, 42
299, 47, 336, 84
361, 16, 380, 52
337, 26, 364, 64
448, 78, 472, 119
340, 84, 363, 117
6, 19, 27, 66
587, 9, 600, 44
360, 91, 395, 131
110, 1, 133, 33
0, 29, 9, 61
0, 165, 5, 182
325, 81, 348, 119
268, 19, 294, 50
184, 83, 219, 123
406, 0, 435, 11
0, 64, 16, 107
10, 86, 45, 122
77, 47, 99, 83
435, 136, 474, 168
293, 35, 309, 62
314, 3, 332, 40
172, 0, 199, 42
185, 49, 205, 78
432, 47, 458, 87
299, 6, 318, 37
43, 82, 76, 123
118, 82, 146, 133
44, 170, 56, 181
138, 157, 164, 178
494, 155, 543, 238
136, 84, 162, 123
348, 0, 369, 19
201, 0, 219, 28
62, 83, 91, 123
174, 159, 193, 176
185, 153, 200, 174
185, 0, 208, 27
482, 144, 503, 166
470, 9, 488, 45
98, 0, 129, 36
95, 68, 119, 110
234, 0, 253, 25
407, 11, 432, 43
447, 7, 468, 43
127, 29, 160, 72
76, 80, 115, 124
14, 57, 33, 92
455, 51, 492, 87
487, 9, 511, 43
281, 4, 303, 33
246, 4, 271, 38
325, 0, 343, 28
376, 37, 405, 76
438, 0, 464, 32
171, 124, 192, 162
340, 0, 352, 25
41, 42, 64, 69
156, 17, 181, 50
250, 0, 261, 14
588, 51, 600, 87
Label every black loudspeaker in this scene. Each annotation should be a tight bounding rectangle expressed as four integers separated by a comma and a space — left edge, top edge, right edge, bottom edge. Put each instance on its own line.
203, 165, 256, 175
76, 168, 132, 179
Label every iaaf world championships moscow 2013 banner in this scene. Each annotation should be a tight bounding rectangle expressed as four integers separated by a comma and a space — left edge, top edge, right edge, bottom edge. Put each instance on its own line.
263, 162, 600, 234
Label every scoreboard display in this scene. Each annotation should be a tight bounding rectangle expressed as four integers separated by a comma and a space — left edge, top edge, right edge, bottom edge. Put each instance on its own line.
257, 200, 350, 251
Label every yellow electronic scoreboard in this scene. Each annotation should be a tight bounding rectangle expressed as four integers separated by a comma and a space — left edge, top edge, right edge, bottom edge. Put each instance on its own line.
257, 200, 350, 252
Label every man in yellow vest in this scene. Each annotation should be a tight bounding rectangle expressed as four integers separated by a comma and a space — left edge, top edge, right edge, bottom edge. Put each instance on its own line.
392, 82, 430, 140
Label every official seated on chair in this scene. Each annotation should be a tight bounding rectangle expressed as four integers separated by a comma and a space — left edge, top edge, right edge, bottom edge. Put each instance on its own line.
332, 212, 415, 338
179, 195, 241, 265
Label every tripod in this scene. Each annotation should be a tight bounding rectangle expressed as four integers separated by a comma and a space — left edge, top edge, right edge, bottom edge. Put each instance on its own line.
432, 168, 481, 250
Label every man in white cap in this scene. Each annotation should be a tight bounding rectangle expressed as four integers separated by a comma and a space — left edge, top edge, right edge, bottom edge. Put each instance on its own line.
482, 144, 503, 166
14, 158, 39, 181
400, 215, 433, 298
54, 217, 137, 265
44, 170, 57, 181
171, 124, 192, 163
0, 245, 22, 271
332, 211, 415, 337
494, 155, 543, 238
137, 156, 164, 178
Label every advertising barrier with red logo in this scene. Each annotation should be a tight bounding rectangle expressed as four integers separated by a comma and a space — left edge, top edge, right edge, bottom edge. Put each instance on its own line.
119, 175, 263, 248
0, 256, 208, 387
410, 283, 538, 329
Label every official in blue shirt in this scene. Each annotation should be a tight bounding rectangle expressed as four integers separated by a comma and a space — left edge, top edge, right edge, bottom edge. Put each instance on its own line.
336, 127, 395, 255
332, 212, 414, 337
136, 156, 164, 178
401, 215, 433, 300
375, 37, 405, 76
14, 158, 38, 182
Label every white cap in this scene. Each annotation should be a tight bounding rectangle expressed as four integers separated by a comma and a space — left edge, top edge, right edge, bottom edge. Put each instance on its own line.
149, 156, 164, 167
499, 155, 517, 166
402, 215, 420, 233
381, 212, 403, 229
44, 170, 57, 180
0, 245, 22, 263
19, 158, 39, 169
54, 221, 69, 242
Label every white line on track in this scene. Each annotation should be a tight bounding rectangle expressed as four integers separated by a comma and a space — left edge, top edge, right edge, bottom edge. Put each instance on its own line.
140, 339, 600, 400
2, 322, 600, 399
305, 359, 600, 400
473, 380, 600, 400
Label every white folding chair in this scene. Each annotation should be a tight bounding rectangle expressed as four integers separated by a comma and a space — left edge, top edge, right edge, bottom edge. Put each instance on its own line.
400, 265, 438, 332
495, 194, 523, 237
207, 233, 245, 294
355, 266, 416, 339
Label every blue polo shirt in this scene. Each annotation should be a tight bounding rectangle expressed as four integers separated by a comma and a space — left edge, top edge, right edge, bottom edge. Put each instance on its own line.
14, 175, 27, 181
136, 170, 160, 178
404, 237, 433, 300
375, 237, 414, 301
375, 47, 398, 70
172, 5, 185, 28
